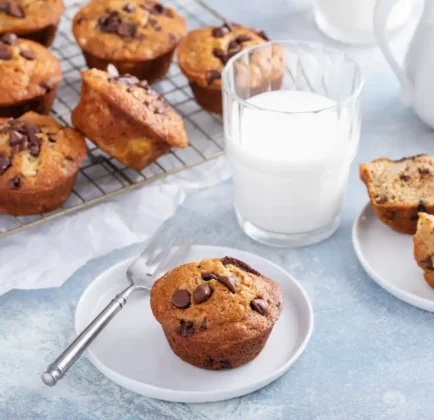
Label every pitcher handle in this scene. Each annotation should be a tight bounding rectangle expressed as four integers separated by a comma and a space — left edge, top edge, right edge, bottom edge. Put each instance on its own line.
374, 0, 413, 106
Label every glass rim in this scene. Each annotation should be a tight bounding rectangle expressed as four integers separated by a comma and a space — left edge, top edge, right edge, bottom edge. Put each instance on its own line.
221, 40, 364, 115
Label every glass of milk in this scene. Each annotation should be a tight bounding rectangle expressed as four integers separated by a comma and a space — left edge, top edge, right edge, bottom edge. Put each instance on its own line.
314, 0, 412, 44
222, 41, 363, 247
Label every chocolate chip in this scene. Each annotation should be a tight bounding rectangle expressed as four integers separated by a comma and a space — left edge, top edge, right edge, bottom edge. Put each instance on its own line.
65, 156, 74, 161
256, 29, 269, 41
417, 201, 428, 214
221, 256, 260, 276
136, 33, 146, 41
376, 197, 388, 204
39, 81, 51, 91
1, 33, 17, 45
212, 22, 233, 38
48, 135, 56, 143
9, 130, 23, 146
212, 48, 228, 65
419, 168, 430, 175
228, 39, 242, 52
172, 289, 191, 309
8, 175, 22, 190
421, 257, 434, 271
193, 284, 213, 304
0, 44, 11, 60
7, 3, 24, 18
99, 11, 122, 34
148, 18, 161, 31
236, 35, 252, 43
20, 50, 36, 60
199, 317, 208, 331
123, 3, 135, 12
117, 22, 136, 37
29, 142, 40, 157
217, 275, 236, 293
201, 273, 217, 281
399, 174, 411, 181
168, 33, 176, 42
0, 154, 11, 175
176, 320, 194, 337
76, 15, 86, 24
147, 3, 172, 17
219, 360, 233, 369
206, 70, 221, 86
250, 298, 268, 315
204, 357, 214, 368
106, 63, 119, 77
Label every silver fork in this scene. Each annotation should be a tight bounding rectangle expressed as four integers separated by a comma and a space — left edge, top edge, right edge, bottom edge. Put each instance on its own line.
41, 222, 193, 387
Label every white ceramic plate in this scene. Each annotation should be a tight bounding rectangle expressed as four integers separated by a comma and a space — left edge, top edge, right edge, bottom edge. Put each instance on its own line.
75, 245, 313, 403
353, 203, 434, 312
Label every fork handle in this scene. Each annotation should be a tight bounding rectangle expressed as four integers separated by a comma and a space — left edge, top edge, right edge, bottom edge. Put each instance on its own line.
42, 284, 136, 387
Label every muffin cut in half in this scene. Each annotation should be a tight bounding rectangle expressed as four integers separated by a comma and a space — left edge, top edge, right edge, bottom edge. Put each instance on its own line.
150, 256, 283, 370
0, 34, 62, 118
0, 112, 86, 215
413, 212, 434, 289
0, 0, 65, 46
72, 67, 188, 171
360, 154, 434, 234
72, 0, 186, 83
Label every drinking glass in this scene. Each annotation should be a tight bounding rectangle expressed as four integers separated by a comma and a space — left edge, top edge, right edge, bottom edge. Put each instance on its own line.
222, 41, 363, 247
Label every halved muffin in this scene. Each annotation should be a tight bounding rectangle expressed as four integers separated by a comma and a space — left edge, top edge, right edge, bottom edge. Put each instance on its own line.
414, 212, 434, 288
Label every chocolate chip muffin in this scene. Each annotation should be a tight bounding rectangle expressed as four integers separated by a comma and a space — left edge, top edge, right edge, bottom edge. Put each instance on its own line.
72, 0, 186, 83
177, 23, 282, 114
414, 212, 434, 288
0, 0, 64, 46
0, 34, 62, 118
0, 112, 86, 215
360, 154, 434, 234
72, 66, 187, 171
151, 256, 283, 370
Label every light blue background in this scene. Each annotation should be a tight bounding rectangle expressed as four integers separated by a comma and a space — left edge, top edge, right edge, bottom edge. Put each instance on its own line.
2, 1, 434, 419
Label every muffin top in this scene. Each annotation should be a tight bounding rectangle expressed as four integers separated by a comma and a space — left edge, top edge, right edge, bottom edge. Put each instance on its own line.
0, 34, 62, 105
0, 0, 64, 34
0, 112, 86, 192
151, 257, 283, 342
177, 22, 270, 89
79, 67, 187, 148
72, 0, 186, 61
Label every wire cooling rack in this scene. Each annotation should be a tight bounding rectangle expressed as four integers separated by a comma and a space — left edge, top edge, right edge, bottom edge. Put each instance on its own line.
0, 0, 226, 239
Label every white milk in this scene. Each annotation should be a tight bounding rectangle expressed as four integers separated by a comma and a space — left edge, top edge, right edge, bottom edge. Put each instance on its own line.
315, 0, 411, 34
226, 90, 356, 235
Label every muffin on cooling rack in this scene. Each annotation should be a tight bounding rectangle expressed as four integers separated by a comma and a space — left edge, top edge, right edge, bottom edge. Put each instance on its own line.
177, 22, 282, 114
0, 34, 62, 118
72, 0, 186, 83
0, 112, 86, 216
151, 256, 283, 370
71, 66, 188, 171
0, 0, 65, 46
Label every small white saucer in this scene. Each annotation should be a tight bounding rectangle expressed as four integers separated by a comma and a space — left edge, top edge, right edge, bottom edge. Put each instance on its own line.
75, 245, 313, 403
353, 203, 434, 312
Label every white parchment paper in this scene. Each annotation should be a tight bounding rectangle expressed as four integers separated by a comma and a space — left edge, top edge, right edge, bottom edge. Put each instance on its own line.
0, 156, 230, 297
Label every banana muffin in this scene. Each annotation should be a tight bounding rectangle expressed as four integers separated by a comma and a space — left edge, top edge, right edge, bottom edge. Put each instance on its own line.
151, 256, 283, 370
72, 66, 187, 171
414, 212, 434, 289
72, 0, 186, 83
0, 0, 64, 46
177, 23, 282, 114
360, 154, 434, 234
0, 112, 86, 215
0, 34, 62, 118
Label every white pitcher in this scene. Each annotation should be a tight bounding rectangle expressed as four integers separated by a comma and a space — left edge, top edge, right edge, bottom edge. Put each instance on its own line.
375, 0, 434, 127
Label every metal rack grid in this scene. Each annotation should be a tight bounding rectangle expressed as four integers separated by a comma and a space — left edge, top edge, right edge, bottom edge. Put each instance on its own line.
0, 0, 227, 240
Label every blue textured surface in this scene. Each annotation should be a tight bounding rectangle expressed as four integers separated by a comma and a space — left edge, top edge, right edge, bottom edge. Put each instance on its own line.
2, 1, 434, 419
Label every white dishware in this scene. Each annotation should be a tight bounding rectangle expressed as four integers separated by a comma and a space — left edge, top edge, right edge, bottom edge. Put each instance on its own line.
353, 203, 434, 312
374, 0, 434, 128
222, 41, 363, 247
315, 0, 411, 44
75, 245, 314, 403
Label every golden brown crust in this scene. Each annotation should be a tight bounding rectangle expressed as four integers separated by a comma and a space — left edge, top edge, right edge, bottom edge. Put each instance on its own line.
413, 213, 434, 288
151, 257, 283, 369
0, 37, 62, 106
360, 155, 434, 234
0, 0, 64, 36
72, 68, 187, 170
72, 0, 186, 62
0, 112, 86, 215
